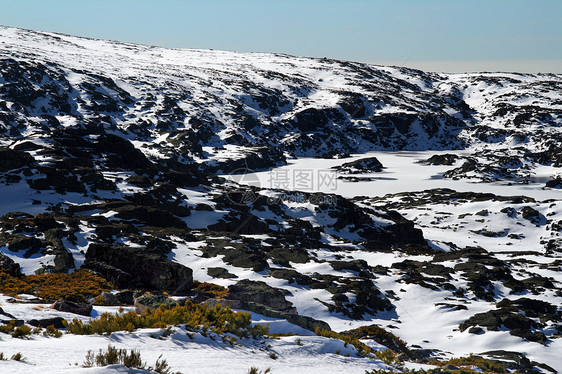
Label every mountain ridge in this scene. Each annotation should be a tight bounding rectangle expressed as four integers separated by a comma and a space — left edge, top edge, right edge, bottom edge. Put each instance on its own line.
2, 25, 561, 171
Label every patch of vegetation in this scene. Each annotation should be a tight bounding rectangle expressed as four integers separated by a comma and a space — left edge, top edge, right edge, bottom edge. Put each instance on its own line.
316, 327, 404, 366
248, 368, 271, 374
10, 352, 25, 362
11, 324, 33, 339
365, 354, 511, 374
432, 355, 507, 373
0, 322, 37, 338
192, 281, 229, 298
65, 301, 269, 338
315, 327, 373, 357
83, 345, 181, 374
341, 324, 411, 357
0, 352, 26, 362
43, 324, 63, 338
0, 269, 112, 302
0, 321, 63, 338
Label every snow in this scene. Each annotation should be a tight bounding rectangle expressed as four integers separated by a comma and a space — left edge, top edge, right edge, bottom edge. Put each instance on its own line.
0, 297, 390, 374
238, 150, 562, 201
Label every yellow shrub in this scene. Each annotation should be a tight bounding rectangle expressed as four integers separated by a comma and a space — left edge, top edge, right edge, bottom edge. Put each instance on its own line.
192, 281, 229, 299
64, 301, 268, 338
0, 270, 112, 302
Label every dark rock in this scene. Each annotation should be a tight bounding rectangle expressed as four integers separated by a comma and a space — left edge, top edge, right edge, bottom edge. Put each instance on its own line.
27, 166, 85, 194
265, 247, 310, 267
0, 319, 24, 327
496, 298, 557, 317
333, 157, 383, 174
97, 291, 120, 306
459, 307, 549, 344
481, 350, 534, 370
134, 292, 179, 314
0, 307, 16, 319
270, 268, 312, 285
114, 290, 136, 305
369, 113, 417, 135
0, 252, 21, 276
520, 206, 543, 225
291, 108, 330, 132
207, 267, 237, 279
0, 148, 34, 172
208, 214, 269, 235
468, 326, 483, 334
50, 299, 93, 316
113, 205, 187, 229
7, 235, 44, 256
226, 279, 297, 315
341, 324, 412, 358
338, 95, 366, 118
28, 317, 65, 329
545, 177, 562, 188
126, 175, 153, 188
203, 244, 269, 272
82, 243, 193, 294
94, 134, 153, 170
129, 184, 191, 217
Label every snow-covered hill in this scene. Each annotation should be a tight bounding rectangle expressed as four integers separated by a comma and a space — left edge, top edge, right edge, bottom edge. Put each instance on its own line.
0, 25, 561, 373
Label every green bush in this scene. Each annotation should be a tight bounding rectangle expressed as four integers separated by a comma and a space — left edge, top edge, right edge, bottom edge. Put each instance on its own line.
83, 345, 180, 374
0, 270, 111, 302
11, 352, 25, 361
0, 352, 25, 362
0, 321, 16, 335
43, 324, 63, 338
248, 368, 271, 374
65, 301, 269, 338
12, 325, 32, 339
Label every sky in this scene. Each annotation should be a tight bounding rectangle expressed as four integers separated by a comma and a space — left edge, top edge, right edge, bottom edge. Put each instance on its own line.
0, 0, 561, 73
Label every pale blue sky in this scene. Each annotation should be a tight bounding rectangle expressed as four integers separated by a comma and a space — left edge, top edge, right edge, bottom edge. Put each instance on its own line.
1, 0, 561, 72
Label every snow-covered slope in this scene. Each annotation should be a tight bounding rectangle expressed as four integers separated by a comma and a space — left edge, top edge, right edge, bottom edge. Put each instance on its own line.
1, 26, 561, 167
0, 25, 561, 373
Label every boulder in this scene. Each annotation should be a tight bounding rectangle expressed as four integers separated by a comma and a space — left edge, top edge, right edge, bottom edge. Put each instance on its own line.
0, 252, 21, 276
134, 292, 179, 314
94, 134, 152, 170
50, 300, 92, 316
422, 153, 459, 166
82, 243, 193, 294
333, 157, 384, 174
520, 206, 543, 225
0, 148, 33, 172
226, 279, 297, 315
207, 267, 237, 279
97, 291, 120, 306
28, 317, 65, 329
291, 108, 330, 132
545, 177, 562, 188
